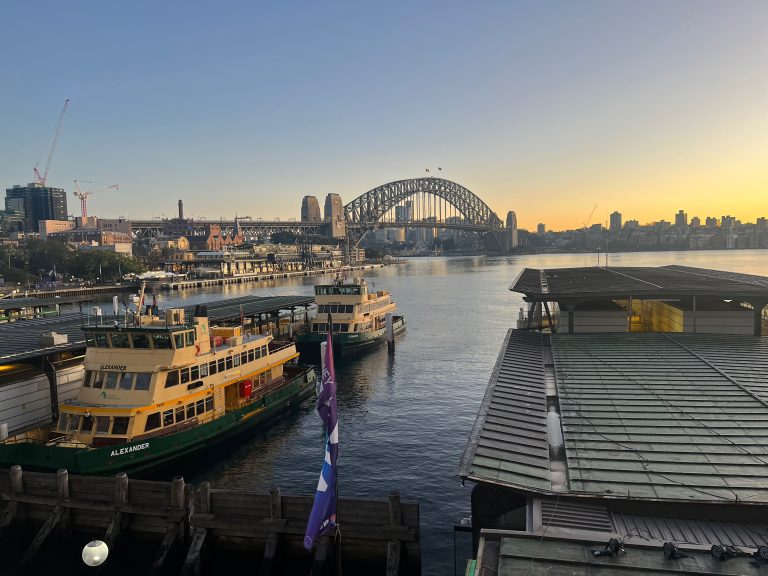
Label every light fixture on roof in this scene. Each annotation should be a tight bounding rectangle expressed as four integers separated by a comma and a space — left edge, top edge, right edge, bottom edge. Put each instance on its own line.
662, 542, 689, 560
711, 544, 739, 561
592, 538, 624, 557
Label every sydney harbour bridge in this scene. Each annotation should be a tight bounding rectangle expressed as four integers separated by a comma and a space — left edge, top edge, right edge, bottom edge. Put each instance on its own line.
131, 177, 510, 251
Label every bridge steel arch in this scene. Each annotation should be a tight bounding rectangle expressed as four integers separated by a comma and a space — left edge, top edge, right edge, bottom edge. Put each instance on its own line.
344, 177, 506, 250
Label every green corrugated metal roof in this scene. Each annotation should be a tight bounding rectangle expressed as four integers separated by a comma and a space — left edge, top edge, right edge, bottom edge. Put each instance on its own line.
459, 330, 551, 491
461, 330, 768, 504
553, 333, 768, 503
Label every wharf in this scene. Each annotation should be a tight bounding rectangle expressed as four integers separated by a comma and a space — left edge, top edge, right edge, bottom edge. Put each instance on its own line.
2, 283, 139, 300
0, 466, 420, 575
157, 263, 384, 291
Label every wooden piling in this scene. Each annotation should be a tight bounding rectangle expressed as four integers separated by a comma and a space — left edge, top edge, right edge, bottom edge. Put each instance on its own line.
262, 486, 282, 575
386, 491, 403, 576
57, 468, 71, 533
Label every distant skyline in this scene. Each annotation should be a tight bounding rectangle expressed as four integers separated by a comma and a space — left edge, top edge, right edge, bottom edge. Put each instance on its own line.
2, 1, 765, 231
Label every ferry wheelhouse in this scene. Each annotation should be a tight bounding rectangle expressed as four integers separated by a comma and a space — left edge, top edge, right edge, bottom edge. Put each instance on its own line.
296, 277, 405, 356
0, 303, 315, 475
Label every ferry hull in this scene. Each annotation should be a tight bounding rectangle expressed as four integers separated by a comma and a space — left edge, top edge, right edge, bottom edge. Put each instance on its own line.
0, 369, 316, 476
296, 316, 406, 357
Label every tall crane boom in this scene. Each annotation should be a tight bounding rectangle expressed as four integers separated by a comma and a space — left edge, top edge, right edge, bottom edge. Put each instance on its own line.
583, 204, 598, 229
73, 179, 119, 218
34, 98, 70, 186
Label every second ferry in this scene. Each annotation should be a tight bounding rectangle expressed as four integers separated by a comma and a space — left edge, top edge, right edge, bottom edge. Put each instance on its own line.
296, 277, 406, 356
0, 297, 316, 475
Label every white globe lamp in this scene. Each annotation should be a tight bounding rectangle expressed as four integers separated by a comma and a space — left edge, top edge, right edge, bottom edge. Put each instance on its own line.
82, 539, 109, 567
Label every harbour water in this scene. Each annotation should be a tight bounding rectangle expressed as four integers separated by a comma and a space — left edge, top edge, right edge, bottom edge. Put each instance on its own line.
152, 250, 766, 575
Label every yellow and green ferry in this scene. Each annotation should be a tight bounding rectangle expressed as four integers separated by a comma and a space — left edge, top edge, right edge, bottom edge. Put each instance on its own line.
296, 277, 406, 356
0, 302, 316, 475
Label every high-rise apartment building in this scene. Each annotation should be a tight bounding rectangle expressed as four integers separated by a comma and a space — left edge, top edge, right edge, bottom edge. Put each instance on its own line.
301, 196, 321, 222
690, 216, 701, 228
675, 210, 688, 227
609, 211, 622, 231
705, 217, 718, 228
4, 183, 68, 232
324, 193, 346, 238
506, 211, 517, 230
537, 223, 546, 235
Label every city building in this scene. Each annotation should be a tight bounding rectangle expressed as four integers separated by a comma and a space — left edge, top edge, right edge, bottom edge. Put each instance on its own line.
301, 196, 321, 222
675, 209, 688, 227
505, 210, 519, 250
536, 223, 545, 235
4, 183, 68, 233
609, 211, 622, 231
324, 193, 346, 238
505, 211, 517, 230
690, 216, 701, 228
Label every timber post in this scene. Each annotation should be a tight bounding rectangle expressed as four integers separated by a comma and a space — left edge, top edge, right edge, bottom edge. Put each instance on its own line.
104, 472, 128, 548
386, 490, 403, 576
10, 464, 24, 523
56, 468, 71, 533
262, 485, 282, 575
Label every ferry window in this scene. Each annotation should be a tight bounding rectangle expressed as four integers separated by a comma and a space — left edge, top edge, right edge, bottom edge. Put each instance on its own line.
85, 334, 96, 347
217, 358, 225, 372
111, 333, 130, 348
191, 365, 199, 380
153, 334, 172, 349
165, 370, 179, 388
317, 323, 327, 332
174, 333, 184, 349
255, 347, 262, 359
175, 407, 185, 422
83, 370, 93, 387
119, 373, 134, 390
317, 305, 326, 313
196, 399, 205, 414
57, 414, 70, 432
104, 373, 119, 389
92, 372, 104, 389
233, 354, 240, 367
208, 361, 217, 375
199, 363, 208, 377
95, 334, 109, 347
181, 368, 190, 384
145, 412, 160, 431
134, 373, 151, 390
95, 416, 111, 435
81, 414, 94, 433
185, 331, 195, 346
112, 417, 129, 435
205, 396, 213, 412
162, 410, 174, 426
68, 415, 82, 432
131, 333, 150, 349
248, 350, 255, 362
240, 352, 247, 365
225, 356, 233, 370
346, 305, 353, 313
186, 403, 195, 419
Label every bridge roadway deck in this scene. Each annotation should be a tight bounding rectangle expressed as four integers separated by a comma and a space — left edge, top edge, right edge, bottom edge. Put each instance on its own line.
0, 295, 313, 364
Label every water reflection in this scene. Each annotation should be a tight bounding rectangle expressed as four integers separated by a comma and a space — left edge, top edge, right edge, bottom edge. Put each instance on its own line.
137, 250, 767, 575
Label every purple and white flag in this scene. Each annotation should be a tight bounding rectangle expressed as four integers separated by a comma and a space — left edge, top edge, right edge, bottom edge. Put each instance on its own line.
304, 315, 339, 550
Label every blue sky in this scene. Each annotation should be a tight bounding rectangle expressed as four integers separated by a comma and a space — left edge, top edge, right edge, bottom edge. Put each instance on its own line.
2, 1, 766, 229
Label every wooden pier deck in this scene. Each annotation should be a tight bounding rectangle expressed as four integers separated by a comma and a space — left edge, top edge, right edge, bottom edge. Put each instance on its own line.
0, 466, 420, 575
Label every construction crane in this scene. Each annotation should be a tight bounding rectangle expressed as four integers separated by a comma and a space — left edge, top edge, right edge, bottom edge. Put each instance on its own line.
33, 99, 70, 186
583, 204, 598, 229
73, 180, 119, 218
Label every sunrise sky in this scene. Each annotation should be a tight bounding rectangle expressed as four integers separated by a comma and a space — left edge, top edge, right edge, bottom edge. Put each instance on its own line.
1, 0, 765, 231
